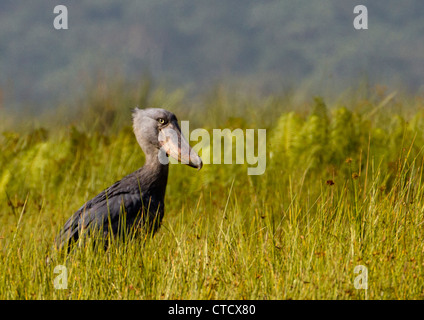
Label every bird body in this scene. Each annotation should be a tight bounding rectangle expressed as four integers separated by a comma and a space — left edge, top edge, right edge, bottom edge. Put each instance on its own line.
55, 108, 202, 250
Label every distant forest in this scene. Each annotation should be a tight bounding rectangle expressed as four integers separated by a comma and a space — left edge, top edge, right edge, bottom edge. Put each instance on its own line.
0, 0, 423, 110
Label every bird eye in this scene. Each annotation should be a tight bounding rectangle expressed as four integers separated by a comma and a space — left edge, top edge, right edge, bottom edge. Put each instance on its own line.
158, 118, 166, 124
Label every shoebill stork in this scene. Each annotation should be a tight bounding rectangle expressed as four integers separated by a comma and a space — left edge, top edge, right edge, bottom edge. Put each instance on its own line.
55, 108, 202, 250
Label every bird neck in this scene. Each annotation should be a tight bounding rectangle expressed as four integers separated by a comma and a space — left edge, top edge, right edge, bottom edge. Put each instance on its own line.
143, 147, 169, 183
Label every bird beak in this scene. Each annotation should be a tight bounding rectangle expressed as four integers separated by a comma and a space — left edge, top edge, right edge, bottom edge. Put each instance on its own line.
158, 121, 203, 170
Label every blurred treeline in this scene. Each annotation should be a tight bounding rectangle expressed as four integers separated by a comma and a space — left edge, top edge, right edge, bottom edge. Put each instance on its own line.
0, 0, 423, 109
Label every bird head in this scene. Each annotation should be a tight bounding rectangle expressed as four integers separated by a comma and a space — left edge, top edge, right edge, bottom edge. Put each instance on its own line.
132, 107, 203, 169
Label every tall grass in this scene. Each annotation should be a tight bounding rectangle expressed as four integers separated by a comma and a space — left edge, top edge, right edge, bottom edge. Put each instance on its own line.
1, 82, 424, 299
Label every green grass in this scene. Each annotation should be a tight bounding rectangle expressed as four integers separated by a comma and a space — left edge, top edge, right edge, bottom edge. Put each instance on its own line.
1, 82, 424, 299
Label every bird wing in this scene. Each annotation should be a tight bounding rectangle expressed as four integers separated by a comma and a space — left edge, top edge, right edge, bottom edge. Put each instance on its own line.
55, 178, 144, 250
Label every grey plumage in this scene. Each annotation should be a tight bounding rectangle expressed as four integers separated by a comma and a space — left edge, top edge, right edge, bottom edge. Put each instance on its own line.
55, 108, 202, 250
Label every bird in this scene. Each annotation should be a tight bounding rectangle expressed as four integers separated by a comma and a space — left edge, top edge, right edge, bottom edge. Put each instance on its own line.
54, 107, 203, 250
